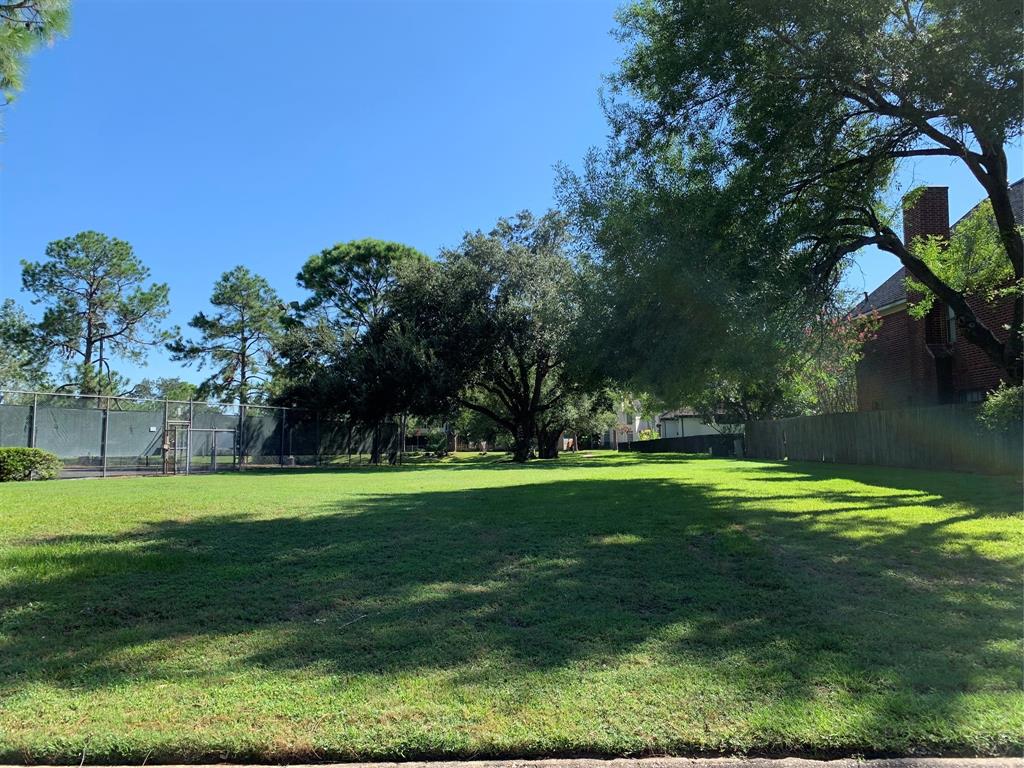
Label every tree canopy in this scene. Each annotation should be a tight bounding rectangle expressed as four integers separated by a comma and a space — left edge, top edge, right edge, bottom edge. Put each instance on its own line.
20, 231, 171, 394
602, 0, 1023, 382
295, 238, 427, 336
381, 211, 598, 461
275, 239, 427, 421
126, 377, 198, 402
0, 298, 49, 389
905, 197, 1019, 318
168, 266, 282, 404
0, 0, 68, 108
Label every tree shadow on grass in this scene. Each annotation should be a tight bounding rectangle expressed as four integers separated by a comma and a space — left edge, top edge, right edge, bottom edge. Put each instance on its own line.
238, 449, 701, 476
0, 470, 1020, 759
748, 459, 1022, 517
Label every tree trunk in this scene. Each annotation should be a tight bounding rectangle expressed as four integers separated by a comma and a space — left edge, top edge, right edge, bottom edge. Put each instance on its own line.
879, 225, 1022, 385
370, 422, 382, 465
81, 336, 96, 395
511, 421, 533, 463
536, 427, 561, 459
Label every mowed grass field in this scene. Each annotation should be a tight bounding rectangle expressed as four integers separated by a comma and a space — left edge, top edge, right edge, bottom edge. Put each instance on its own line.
0, 453, 1020, 762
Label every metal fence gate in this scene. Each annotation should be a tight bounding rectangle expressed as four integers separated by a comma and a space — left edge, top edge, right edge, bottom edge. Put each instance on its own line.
165, 419, 189, 474
186, 428, 237, 473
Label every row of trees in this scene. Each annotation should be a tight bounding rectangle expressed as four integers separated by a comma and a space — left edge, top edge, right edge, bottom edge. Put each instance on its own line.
0, 206, 877, 461
3, 0, 1018, 458
0, 222, 617, 460
0, 232, 269, 402
275, 214, 616, 462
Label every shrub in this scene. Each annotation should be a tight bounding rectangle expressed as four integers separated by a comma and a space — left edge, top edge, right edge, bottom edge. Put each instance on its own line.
636, 428, 659, 441
0, 447, 63, 482
978, 382, 1023, 433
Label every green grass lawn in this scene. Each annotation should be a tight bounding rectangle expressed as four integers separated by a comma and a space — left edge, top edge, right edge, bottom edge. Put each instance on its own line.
0, 452, 1020, 762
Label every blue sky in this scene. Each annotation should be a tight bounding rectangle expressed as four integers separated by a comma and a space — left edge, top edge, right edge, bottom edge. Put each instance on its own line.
0, 0, 1018, 385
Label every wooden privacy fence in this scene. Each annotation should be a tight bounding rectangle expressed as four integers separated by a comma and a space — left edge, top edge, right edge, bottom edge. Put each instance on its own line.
618, 434, 741, 456
744, 403, 1022, 475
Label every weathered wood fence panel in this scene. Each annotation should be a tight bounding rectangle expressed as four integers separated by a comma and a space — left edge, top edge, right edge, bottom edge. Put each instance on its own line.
744, 404, 1022, 475
618, 434, 740, 456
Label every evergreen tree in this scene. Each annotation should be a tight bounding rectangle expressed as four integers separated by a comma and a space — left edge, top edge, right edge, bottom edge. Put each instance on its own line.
169, 266, 283, 404
21, 231, 171, 394
0, 0, 69, 111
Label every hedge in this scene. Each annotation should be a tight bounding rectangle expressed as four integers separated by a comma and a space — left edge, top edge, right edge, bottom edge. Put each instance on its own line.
979, 382, 1024, 433
0, 447, 63, 482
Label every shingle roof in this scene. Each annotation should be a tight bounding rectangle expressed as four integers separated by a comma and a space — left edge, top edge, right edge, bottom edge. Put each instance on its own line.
855, 266, 909, 313
853, 178, 1023, 315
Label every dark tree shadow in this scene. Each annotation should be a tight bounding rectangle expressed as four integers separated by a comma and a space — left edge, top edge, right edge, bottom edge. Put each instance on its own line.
0, 467, 1020, 760
235, 449, 688, 476
749, 459, 1022, 517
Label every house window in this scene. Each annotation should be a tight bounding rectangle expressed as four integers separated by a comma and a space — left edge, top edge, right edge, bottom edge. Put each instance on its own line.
947, 305, 957, 343
961, 389, 986, 403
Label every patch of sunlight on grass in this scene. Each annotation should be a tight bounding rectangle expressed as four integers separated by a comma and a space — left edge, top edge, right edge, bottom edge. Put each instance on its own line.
589, 533, 647, 546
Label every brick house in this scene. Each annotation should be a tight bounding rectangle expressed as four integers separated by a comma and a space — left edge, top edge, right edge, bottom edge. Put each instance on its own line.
854, 181, 1022, 411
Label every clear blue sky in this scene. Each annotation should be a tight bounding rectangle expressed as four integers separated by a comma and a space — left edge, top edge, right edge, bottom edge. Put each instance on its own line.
0, 0, 1018, 385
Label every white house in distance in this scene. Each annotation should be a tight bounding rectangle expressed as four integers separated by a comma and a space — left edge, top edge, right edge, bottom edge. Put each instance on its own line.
603, 405, 741, 448
656, 407, 735, 438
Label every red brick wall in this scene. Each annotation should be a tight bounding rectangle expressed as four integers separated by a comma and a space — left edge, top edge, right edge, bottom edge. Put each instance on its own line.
855, 186, 1015, 409
857, 307, 940, 410
951, 295, 1015, 393
903, 186, 950, 243
857, 297, 1014, 410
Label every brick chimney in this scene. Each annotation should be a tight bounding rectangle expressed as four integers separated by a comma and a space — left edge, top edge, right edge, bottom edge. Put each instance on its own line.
903, 186, 950, 244
903, 186, 954, 362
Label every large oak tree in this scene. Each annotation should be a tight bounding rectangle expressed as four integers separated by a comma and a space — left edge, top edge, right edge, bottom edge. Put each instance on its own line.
605, 0, 1023, 382
384, 212, 593, 462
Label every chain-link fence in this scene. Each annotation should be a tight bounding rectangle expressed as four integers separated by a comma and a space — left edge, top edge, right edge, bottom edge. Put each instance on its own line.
0, 389, 400, 478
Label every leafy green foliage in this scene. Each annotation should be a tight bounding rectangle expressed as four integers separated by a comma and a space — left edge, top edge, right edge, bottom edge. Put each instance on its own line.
791, 307, 881, 416
126, 377, 198, 402
0, 446, 60, 481
535, 388, 616, 458
276, 239, 428, 442
20, 231, 171, 394
448, 406, 501, 448
382, 211, 596, 461
168, 267, 282, 404
906, 199, 1021, 318
597, 0, 1023, 381
0, 299, 49, 389
0, 0, 68, 106
295, 239, 427, 333
978, 382, 1023, 433
686, 303, 879, 425
560, 142, 824, 409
